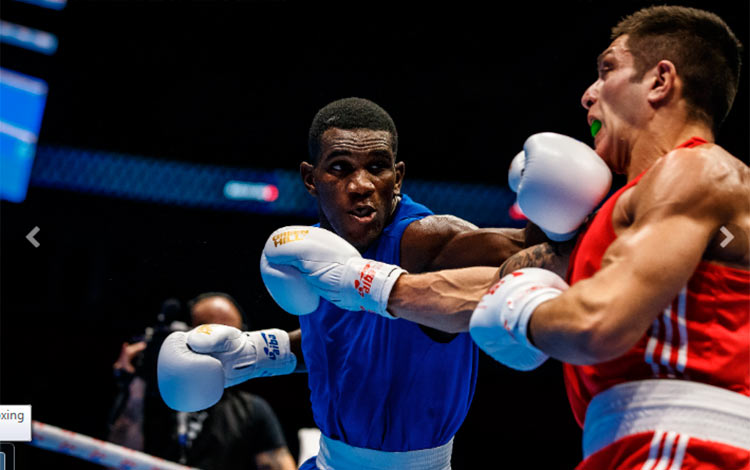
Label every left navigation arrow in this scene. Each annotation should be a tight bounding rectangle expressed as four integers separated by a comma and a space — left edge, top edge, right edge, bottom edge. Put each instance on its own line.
26, 226, 40, 248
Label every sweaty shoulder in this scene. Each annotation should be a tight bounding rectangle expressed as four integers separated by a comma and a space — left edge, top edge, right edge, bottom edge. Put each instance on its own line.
633, 144, 750, 265
634, 145, 743, 219
400, 215, 478, 272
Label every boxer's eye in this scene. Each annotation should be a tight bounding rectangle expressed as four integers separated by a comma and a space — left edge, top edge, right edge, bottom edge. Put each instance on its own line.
368, 162, 389, 173
329, 161, 352, 173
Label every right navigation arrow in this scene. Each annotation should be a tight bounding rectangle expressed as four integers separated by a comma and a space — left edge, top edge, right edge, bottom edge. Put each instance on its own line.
719, 226, 735, 248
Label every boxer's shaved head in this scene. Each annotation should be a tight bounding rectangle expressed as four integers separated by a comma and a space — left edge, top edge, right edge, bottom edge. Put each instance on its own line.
308, 97, 398, 164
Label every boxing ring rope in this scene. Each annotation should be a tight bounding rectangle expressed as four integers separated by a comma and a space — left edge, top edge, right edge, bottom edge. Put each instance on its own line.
28, 420, 201, 470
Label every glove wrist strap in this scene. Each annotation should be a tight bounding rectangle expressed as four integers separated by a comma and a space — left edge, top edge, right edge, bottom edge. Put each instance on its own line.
342, 258, 406, 318
241, 329, 297, 379
515, 288, 561, 353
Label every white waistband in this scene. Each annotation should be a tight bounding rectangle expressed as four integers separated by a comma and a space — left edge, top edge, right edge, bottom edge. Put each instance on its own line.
583, 379, 750, 458
316, 435, 453, 470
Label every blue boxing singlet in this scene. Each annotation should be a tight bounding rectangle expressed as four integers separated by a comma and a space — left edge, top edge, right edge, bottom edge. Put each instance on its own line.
298, 194, 479, 453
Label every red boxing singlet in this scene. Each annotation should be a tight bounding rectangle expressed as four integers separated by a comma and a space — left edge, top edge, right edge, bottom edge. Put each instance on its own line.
563, 137, 750, 427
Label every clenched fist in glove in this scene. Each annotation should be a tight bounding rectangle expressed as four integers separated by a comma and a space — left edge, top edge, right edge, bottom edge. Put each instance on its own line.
260, 226, 406, 318
158, 325, 296, 411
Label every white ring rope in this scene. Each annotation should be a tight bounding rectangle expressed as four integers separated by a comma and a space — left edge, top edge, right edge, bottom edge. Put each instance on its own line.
29, 420, 202, 470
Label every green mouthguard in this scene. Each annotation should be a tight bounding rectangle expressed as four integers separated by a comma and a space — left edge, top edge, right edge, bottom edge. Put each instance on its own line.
590, 119, 602, 138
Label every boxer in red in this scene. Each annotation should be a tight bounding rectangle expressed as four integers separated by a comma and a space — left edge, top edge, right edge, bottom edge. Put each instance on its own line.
462, 6, 749, 469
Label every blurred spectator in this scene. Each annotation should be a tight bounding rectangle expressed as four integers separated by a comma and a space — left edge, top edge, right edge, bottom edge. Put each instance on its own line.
108, 293, 296, 470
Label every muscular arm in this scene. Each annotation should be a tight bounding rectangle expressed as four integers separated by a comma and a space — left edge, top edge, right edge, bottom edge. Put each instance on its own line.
400, 215, 526, 272
389, 240, 572, 333
529, 147, 742, 364
389, 266, 499, 333
384, 214, 529, 333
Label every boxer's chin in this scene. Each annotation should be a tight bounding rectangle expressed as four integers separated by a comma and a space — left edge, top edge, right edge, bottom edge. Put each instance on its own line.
593, 133, 612, 165
341, 215, 384, 251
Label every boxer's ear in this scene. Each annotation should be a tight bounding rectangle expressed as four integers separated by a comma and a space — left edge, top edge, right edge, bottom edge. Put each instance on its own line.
647, 60, 677, 107
393, 161, 405, 196
300, 161, 317, 196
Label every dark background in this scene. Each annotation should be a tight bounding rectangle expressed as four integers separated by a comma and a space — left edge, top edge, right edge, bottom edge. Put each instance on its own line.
0, 1, 747, 469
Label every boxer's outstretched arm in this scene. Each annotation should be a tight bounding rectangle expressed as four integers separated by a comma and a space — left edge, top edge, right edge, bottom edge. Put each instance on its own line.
400, 215, 526, 273
528, 146, 746, 364
388, 241, 568, 333
400, 215, 527, 272
388, 266, 498, 333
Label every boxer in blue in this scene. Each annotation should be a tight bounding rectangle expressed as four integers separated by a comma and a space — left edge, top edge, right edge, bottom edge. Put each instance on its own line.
157, 98, 564, 469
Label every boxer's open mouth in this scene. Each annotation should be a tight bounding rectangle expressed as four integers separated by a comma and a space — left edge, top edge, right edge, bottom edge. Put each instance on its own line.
349, 206, 376, 222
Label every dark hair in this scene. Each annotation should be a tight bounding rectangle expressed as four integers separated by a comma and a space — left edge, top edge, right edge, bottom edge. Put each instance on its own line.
307, 97, 398, 163
611, 5, 743, 133
187, 292, 249, 330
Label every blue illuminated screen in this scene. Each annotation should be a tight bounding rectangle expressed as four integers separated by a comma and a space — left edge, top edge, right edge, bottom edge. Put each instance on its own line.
0, 68, 49, 203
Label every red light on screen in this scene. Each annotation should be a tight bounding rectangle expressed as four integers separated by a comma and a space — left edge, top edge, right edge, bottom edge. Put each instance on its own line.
262, 185, 279, 202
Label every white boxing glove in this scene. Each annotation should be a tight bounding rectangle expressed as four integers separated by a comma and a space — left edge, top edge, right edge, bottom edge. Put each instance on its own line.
469, 268, 568, 371
515, 133, 612, 241
157, 325, 296, 411
261, 226, 405, 318
261, 250, 320, 315
157, 330, 225, 412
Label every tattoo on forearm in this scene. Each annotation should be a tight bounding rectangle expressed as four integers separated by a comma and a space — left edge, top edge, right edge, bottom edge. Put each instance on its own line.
497, 243, 566, 278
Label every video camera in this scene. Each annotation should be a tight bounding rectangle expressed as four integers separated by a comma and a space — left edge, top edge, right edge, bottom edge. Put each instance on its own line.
108, 298, 190, 430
